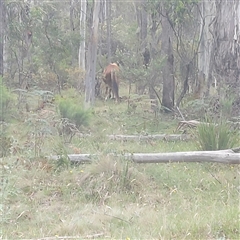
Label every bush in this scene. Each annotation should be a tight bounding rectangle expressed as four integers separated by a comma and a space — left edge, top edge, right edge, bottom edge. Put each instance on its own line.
0, 123, 11, 157
197, 118, 237, 151
58, 98, 90, 129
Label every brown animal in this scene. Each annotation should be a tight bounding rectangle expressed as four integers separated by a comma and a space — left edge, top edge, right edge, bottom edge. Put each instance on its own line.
103, 63, 120, 102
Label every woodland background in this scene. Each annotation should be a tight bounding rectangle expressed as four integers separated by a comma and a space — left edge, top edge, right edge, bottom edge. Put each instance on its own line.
0, 0, 239, 112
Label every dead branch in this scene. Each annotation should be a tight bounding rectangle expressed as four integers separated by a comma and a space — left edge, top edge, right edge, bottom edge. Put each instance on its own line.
35, 232, 104, 240
48, 148, 240, 164
130, 150, 240, 164
108, 134, 192, 141
176, 120, 211, 132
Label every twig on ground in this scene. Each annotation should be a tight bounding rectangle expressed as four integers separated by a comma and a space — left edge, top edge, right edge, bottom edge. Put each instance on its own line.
35, 232, 104, 240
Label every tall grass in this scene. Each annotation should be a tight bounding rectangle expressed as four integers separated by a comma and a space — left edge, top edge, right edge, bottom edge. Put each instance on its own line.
197, 117, 237, 150
0, 78, 14, 121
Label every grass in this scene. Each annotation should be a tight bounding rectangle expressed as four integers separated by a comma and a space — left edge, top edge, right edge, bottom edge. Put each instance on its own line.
2, 157, 239, 239
1, 89, 240, 239
197, 118, 238, 151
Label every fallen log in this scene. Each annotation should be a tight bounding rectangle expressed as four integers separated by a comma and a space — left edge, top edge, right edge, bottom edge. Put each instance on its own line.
48, 149, 240, 164
130, 150, 240, 164
50, 154, 93, 163
108, 134, 192, 141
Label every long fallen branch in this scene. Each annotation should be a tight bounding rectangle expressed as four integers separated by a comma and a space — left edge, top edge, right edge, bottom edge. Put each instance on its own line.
35, 232, 104, 240
108, 134, 192, 141
49, 148, 240, 164
129, 150, 240, 164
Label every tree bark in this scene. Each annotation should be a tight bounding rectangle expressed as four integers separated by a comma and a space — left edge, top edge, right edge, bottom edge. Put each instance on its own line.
79, 0, 87, 71
0, 0, 4, 76
197, 0, 240, 96
212, 0, 240, 93
197, 0, 215, 97
161, 7, 175, 112
84, 0, 100, 109
70, 0, 75, 65
135, 0, 148, 94
106, 0, 111, 63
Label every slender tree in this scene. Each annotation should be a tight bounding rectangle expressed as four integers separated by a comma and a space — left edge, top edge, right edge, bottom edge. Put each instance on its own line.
106, 0, 111, 63
84, 0, 100, 109
79, 0, 86, 71
197, 0, 216, 98
161, 6, 175, 112
0, 0, 4, 76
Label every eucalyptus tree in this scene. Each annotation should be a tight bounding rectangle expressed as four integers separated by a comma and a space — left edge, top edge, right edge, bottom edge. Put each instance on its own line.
131, 0, 240, 112
4, 0, 33, 87
198, 0, 240, 97
160, 3, 175, 112
84, 0, 100, 108
106, 0, 112, 63
0, 0, 4, 76
79, 0, 86, 72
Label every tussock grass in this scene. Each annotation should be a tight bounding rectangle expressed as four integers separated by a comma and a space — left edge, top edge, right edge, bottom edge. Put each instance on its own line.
197, 118, 238, 150
76, 157, 151, 204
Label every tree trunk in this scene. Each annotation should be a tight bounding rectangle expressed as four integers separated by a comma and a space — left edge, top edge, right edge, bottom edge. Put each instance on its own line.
197, 1, 215, 97
106, 0, 111, 63
135, 0, 149, 94
84, 0, 100, 109
79, 0, 87, 71
212, 0, 240, 93
70, 0, 75, 65
0, 0, 4, 76
161, 7, 175, 112
197, 0, 240, 96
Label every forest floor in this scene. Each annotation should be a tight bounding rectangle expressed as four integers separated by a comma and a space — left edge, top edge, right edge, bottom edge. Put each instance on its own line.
1, 89, 240, 240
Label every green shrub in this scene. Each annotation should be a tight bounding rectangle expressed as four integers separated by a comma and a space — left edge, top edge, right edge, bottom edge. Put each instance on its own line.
197, 118, 237, 151
58, 98, 90, 129
0, 123, 11, 157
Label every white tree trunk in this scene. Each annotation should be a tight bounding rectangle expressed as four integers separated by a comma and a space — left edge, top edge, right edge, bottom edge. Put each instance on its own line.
197, 0, 216, 97
84, 0, 100, 109
212, 0, 240, 91
197, 0, 240, 96
0, 0, 4, 76
79, 0, 87, 71
106, 0, 111, 63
